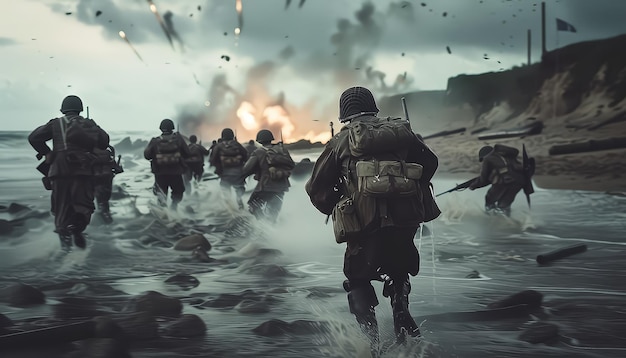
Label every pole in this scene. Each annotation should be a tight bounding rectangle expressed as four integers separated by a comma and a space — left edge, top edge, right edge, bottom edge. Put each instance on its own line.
527, 29, 531, 65
541, 2, 546, 55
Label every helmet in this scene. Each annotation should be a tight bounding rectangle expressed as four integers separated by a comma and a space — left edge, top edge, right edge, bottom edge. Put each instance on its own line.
478, 146, 493, 162
338, 86, 379, 123
159, 119, 175, 132
256, 129, 274, 144
60, 95, 83, 114
189, 135, 197, 143
221, 128, 234, 140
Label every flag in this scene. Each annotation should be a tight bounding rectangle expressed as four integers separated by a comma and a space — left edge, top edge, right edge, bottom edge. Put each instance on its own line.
556, 18, 577, 33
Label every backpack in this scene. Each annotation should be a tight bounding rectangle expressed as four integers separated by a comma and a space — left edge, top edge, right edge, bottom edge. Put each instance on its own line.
155, 134, 181, 166
332, 117, 427, 243
61, 116, 99, 150
187, 144, 204, 163
219, 141, 244, 167
265, 144, 295, 180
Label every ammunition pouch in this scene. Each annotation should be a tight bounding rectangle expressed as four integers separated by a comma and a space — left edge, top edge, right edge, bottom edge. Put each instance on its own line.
355, 160, 422, 197
331, 192, 377, 243
155, 152, 181, 166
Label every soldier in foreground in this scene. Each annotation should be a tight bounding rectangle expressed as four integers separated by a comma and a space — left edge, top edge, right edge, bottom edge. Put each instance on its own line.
305, 87, 440, 352
209, 128, 248, 210
28, 95, 110, 251
144, 119, 191, 210
469, 144, 526, 216
240, 129, 295, 222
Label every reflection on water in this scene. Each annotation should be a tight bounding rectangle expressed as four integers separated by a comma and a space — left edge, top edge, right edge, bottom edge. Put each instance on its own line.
1, 132, 626, 357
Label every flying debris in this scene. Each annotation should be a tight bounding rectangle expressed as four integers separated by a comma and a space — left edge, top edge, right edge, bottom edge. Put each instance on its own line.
65, 12, 72, 15
401, 52, 405, 56
223, 32, 228, 36
147, 0, 174, 50
235, 0, 243, 33
163, 11, 185, 51
421, 3, 427, 6
285, 0, 291, 9
446, 46, 451, 54
95, 10, 102, 17
298, 0, 306, 8
401, 1, 409, 8
443, 11, 448, 17
118, 31, 145, 64
197, 5, 201, 11
221, 55, 231, 61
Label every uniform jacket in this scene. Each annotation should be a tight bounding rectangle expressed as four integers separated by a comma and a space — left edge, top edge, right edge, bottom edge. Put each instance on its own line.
187, 143, 210, 164
305, 115, 439, 224
471, 144, 525, 189
28, 114, 110, 178
241, 144, 292, 193
209, 139, 248, 177
144, 132, 191, 175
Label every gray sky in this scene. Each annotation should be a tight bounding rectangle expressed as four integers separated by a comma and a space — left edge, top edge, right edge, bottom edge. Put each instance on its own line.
1, 0, 625, 141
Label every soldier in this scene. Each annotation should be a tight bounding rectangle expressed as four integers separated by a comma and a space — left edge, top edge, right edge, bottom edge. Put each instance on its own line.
241, 129, 295, 222
469, 144, 526, 216
92, 145, 121, 224
245, 139, 257, 156
209, 128, 248, 210
143, 119, 191, 210
185, 135, 210, 185
28, 95, 110, 251
305, 86, 440, 351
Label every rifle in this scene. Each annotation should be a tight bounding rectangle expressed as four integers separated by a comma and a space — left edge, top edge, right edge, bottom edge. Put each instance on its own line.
401, 97, 412, 130
435, 177, 478, 197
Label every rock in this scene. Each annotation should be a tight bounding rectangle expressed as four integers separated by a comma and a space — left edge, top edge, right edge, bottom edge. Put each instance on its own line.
487, 290, 543, 309
519, 322, 560, 344
173, 234, 212, 251
465, 270, 481, 279
192, 247, 211, 262
252, 319, 290, 336
112, 311, 159, 341
0, 219, 13, 235
163, 314, 207, 337
8, 203, 29, 214
0, 283, 45, 306
134, 291, 182, 316
93, 316, 127, 341
164, 274, 200, 289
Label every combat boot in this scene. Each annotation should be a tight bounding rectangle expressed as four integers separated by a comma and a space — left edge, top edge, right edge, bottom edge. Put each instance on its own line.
98, 202, 113, 224
58, 232, 73, 253
67, 225, 86, 249
346, 280, 380, 356
386, 278, 420, 343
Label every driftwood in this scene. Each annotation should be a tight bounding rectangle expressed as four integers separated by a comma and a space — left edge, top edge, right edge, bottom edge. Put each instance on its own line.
423, 127, 466, 140
478, 121, 543, 140
536, 244, 587, 265
548, 137, 626, 155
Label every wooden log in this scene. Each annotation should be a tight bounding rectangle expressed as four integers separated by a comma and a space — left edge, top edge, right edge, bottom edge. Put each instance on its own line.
548, 137, 626, 155
478, 121, 543, 140
422, 127, 466, 140
587, 112, 626, 131
536, 243, 587, 265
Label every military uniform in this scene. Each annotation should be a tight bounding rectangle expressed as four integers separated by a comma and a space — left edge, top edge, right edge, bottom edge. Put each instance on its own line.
28, 95, 110, 250
469, 144, 525, 216
92, 146, 117, 223
185, 137, 210, 184
305, 87, 440, 349
143, 120, 191, 209
209, 129, 248, 210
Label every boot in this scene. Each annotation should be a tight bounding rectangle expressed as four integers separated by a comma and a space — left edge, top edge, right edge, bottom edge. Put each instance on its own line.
388, 278, 421, 343
67, 225, 86, 249
58, 232, 73, 253
346, 281, 380, 355
98, 202, 113, 224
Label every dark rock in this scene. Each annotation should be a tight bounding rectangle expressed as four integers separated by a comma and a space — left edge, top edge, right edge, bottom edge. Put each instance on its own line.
93, 316, 127, 341
112, 311, 159, 340
164, 274, 200, 289
252, 319, 290, 336
519, 322, 560, 344
134, 291, 182, 316
173, 234, 212, 251
488, 290, 543, 309
0, 219, 13, 235
8, 203, 30, 214
163, 314, 207, 337
0, 283, 46, 306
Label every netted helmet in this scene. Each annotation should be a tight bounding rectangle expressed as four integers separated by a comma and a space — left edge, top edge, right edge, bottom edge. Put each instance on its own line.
338, 86, 379, 123
189, 135, 197, 143
60, 95, 83, 114
159, 119, 175, 132
478, 146, 494, 162
256, 129, 274, 144
221, 128, 235, 140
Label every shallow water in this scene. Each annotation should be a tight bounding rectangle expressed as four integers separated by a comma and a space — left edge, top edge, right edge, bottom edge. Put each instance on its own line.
1, 131, 626, 357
